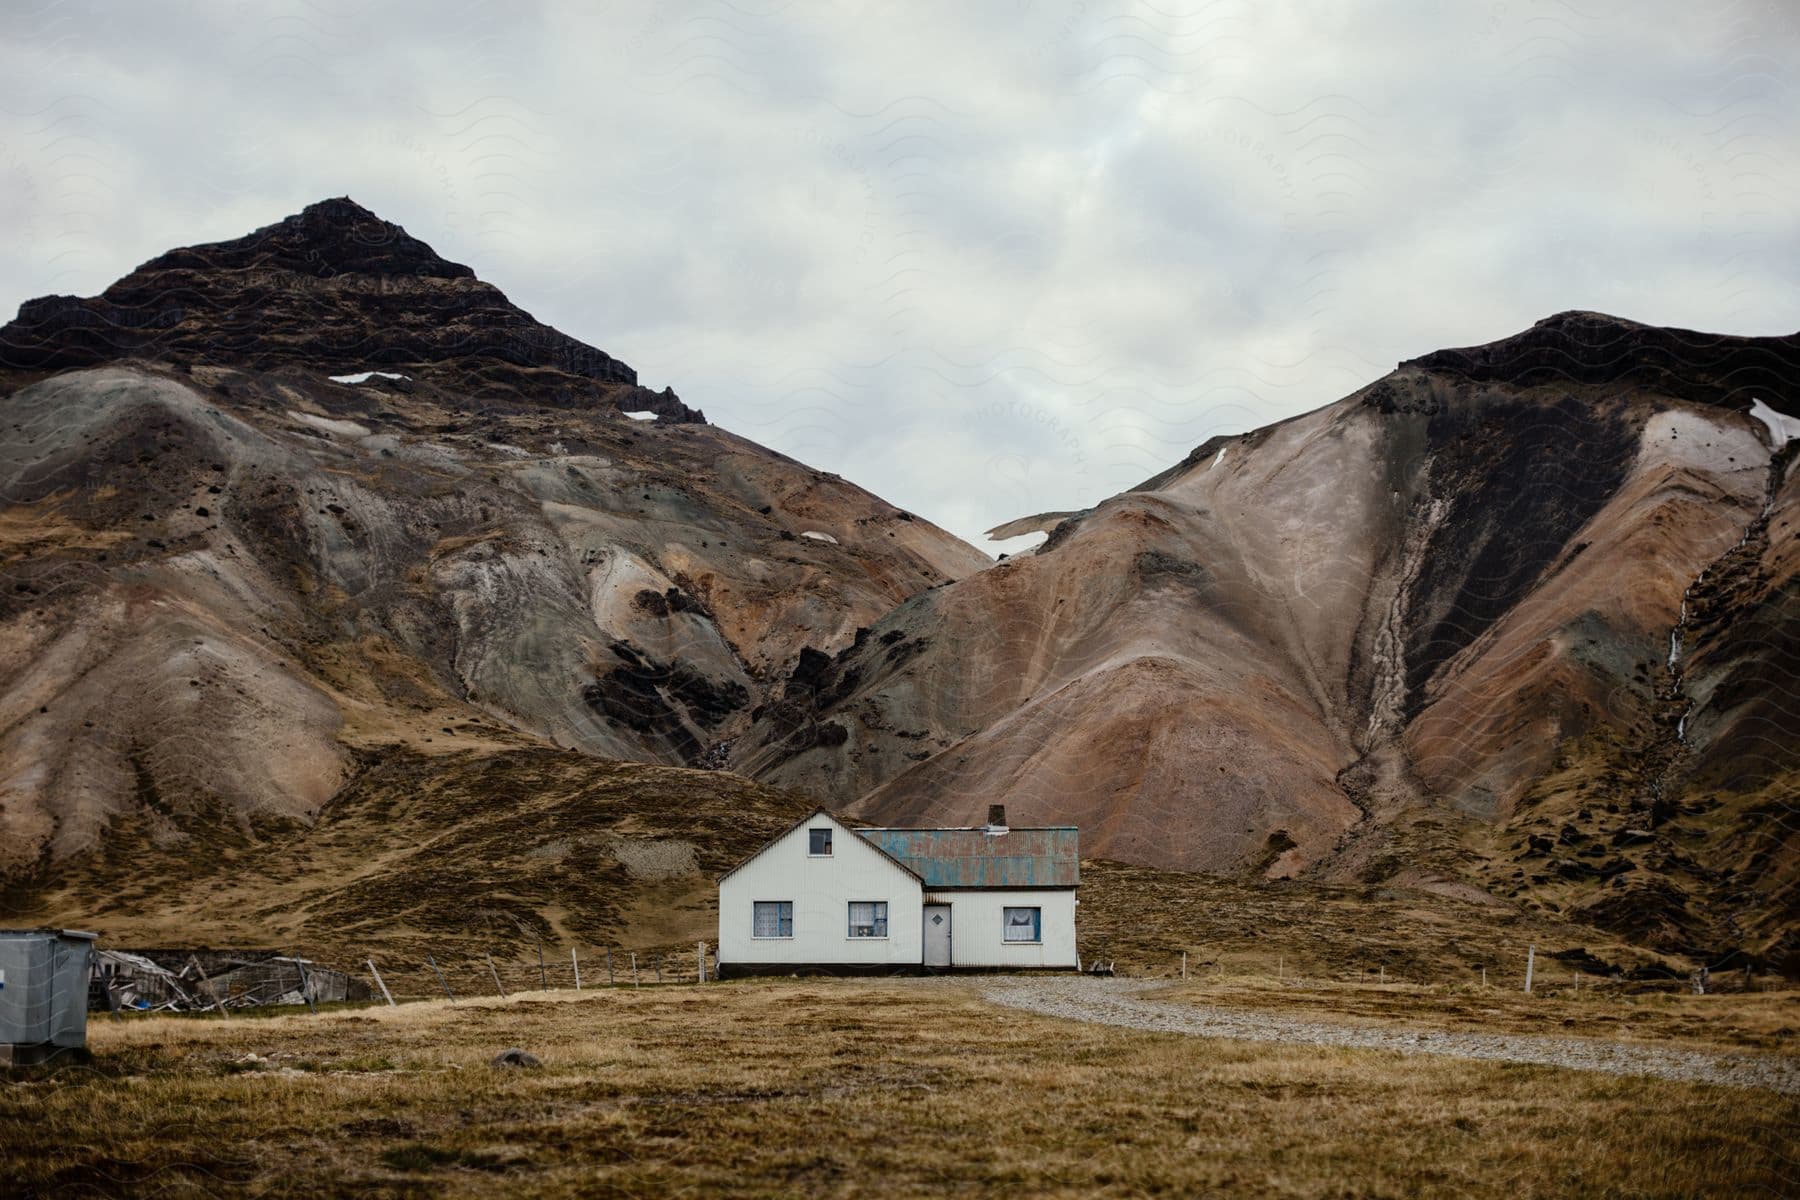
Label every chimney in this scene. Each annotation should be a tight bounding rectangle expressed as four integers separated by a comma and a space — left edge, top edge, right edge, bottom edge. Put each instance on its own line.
986, 804, 1007, 831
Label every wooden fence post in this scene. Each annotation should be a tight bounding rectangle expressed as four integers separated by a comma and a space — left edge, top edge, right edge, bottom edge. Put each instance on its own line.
367, 959, 396, 1007
572, 948, 582, 990
606, 948, 615, 986
487, 954, 508, 998
630, 952, 639, 988
697, 941, 706, 983
1524, 945, 1535, 995
1181, 951, 1187, 980
427, 955, 457, 1005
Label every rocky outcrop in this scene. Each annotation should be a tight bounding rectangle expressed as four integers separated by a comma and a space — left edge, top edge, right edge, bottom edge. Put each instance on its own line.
0, 197, 704, 421
1404, 309, 1800, 413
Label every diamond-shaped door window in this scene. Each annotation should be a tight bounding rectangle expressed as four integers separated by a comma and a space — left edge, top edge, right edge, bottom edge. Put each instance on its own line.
931, 914, 945, 925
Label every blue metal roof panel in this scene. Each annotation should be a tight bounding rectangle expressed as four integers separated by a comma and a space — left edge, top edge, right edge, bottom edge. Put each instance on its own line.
854, 827, 1079, 888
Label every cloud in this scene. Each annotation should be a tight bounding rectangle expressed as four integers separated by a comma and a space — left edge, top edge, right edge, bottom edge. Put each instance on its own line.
3, 0, 1796, 549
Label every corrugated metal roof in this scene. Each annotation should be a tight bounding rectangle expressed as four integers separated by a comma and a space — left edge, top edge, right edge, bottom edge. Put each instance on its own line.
854, 827, 1079, 889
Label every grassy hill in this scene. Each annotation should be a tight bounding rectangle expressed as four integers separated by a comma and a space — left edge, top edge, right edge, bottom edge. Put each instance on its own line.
1, 747, 811, 965
2, 741, 1710, 997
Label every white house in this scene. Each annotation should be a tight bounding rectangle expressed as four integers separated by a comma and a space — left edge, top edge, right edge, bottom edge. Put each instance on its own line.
716, 805, 1079, 976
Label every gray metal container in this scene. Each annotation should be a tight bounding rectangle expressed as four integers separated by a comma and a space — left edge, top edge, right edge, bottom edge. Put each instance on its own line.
0, 928, 98, 1063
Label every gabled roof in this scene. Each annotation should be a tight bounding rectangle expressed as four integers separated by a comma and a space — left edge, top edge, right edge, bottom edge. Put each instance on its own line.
714, 807, 924, 885
855, 826, 1079, 889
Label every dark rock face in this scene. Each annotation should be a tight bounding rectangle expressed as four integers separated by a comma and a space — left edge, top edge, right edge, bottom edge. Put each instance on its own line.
0, 197, 705, 422
581, 641, 749, 764
139, 197, 475, 280
1406, 310, 1800, 416
739, 636, 895, 767
1402, 390, 1639, 717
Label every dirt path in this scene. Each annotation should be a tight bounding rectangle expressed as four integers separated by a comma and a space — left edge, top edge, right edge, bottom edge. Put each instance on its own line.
979, 978, 1800, 1094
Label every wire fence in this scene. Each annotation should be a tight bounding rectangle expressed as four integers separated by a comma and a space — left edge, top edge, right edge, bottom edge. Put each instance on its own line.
76, 937, 1775, 1018
1077, 943, 1773, 996
362, 943, 714, 1006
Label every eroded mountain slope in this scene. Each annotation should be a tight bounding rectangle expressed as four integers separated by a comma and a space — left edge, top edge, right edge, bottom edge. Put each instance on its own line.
0, 200, 987, 878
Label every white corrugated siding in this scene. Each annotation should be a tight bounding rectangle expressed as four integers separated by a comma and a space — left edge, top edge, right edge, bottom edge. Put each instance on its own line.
718, 812, 924, 968
921, 889, 1078, 968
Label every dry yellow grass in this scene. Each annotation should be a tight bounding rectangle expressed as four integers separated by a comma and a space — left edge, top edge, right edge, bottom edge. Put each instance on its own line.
3, 979, 1793, 1197
1075, 859, 1698, 983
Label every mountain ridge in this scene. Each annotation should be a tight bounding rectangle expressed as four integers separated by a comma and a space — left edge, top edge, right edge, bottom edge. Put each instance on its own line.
1, 200, 1793, 971
1402, 309, 1800, 412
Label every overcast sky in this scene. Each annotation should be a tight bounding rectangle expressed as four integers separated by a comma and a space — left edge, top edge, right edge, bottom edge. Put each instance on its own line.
4, 1, 1796, 550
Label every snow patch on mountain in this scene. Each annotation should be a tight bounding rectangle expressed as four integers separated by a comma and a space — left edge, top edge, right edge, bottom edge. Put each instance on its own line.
1748, 397, 1800, 448
327, 370, 409, 384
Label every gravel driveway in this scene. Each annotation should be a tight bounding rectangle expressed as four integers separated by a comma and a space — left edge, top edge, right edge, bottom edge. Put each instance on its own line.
977, 977, 1800, 1094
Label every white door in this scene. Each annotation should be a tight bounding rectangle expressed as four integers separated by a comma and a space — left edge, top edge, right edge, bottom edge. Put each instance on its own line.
923, 904, 951, 967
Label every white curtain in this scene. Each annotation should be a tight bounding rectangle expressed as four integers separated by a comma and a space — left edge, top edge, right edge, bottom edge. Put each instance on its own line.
1004, 907, 1040, 942
848, 901, 888, 936
754, 902, 791, 937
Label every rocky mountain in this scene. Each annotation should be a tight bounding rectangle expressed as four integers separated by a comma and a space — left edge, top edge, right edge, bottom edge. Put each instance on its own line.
732, 312, 1800, 969
0, 199, 988, 886
3, 202, 1794, 973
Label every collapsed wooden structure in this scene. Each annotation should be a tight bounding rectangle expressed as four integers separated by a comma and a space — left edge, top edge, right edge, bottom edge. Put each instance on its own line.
90, 950, 371, 1012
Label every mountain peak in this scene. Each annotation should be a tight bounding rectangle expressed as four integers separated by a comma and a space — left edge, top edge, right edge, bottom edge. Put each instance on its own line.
1404, 311, 1800, 414
0, 200, 704, 420
303, 195, 380, 221
132, 196, 476, 281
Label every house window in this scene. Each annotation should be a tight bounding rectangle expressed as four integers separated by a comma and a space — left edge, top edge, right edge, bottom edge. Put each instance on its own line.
1003, 906, 1042, 943
808, 827, 833, 856
847, 901, 888, 938
753, 901, 793, 938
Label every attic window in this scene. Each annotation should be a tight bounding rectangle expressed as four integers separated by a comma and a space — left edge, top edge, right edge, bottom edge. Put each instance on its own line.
1003, 906, 1042, 944
808, 828, 833, 856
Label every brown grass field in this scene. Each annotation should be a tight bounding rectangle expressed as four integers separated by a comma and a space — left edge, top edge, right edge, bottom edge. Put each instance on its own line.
5, 760, 1793, 1196
4, 977, 1796, 1198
